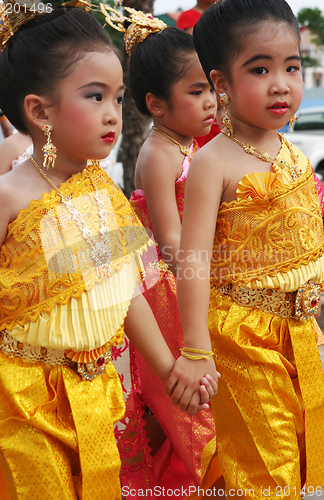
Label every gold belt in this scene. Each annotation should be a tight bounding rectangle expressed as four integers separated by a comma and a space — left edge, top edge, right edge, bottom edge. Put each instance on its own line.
215, 280, 323, 321
0, 330, 111, 382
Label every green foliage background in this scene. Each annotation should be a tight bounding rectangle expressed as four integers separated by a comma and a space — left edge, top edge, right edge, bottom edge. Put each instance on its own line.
92, 0, 124, 49
298, 8, 324, 46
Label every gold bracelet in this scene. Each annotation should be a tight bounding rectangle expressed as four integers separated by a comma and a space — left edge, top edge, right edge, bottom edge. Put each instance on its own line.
180, 347, 214, 361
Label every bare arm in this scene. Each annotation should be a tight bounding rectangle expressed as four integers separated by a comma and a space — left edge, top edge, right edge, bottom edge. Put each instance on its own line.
124, 294, 175, 381
171, 143, 224, 391
178, 145, 223, 345
137, 145, 183, 275
125, 293, 217, 414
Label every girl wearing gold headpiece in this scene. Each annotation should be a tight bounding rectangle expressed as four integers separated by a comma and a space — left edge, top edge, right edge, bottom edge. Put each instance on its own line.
0, 6, 219, 500
177, 0, 324, 497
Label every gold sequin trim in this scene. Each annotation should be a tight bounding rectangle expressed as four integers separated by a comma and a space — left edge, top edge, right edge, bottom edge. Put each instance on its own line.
0, 330, 112, 381
215, 280, 322, 321
0, 330, 74, 366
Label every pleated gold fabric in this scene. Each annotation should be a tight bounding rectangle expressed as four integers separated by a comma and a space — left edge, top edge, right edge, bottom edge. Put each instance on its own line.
9, 261, 137, 356
206, 287, 324, 498
0, 352, 125, 500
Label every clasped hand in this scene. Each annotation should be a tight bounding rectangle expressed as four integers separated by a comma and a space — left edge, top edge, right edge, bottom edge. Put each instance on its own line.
163, 356, 220, 416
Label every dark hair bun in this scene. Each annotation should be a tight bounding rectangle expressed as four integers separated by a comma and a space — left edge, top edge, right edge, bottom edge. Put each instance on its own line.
129, 27, 195, 116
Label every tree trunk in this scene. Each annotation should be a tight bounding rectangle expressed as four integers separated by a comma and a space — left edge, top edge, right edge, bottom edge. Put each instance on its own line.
120, 0, 155, 199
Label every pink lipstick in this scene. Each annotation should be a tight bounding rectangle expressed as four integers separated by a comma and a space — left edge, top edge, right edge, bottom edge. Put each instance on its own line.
268, 102, 289, 116
204, 114, 215, 124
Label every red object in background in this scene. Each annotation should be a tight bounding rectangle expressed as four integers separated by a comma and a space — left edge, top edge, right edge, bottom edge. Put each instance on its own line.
195, 121, 221, 148
177, 8, 201, 30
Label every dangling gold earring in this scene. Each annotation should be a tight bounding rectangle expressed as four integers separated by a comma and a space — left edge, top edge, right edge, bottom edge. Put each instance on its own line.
289, 114, 297, 134
42, 124, 57, 169
219, 92, 228, 107
219, 92, 233, 138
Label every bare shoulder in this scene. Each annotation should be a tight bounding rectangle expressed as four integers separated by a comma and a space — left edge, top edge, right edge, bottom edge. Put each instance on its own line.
0, 169, 19, 200
135, 137, 183, 189
188, 134, 231, 186
0, 161, 41, 220
0, 167, 26, 208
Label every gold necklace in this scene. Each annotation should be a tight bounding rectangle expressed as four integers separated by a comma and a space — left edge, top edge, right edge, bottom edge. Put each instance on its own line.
30, 155, 68, 195
30, 156, 101, 194
220, 129, 301, 180
30, 155, 112, 279
151, 126, 191, 157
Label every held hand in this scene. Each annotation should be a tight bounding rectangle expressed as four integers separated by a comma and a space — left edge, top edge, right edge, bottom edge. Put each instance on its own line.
198, 373, 220, 410
165, 356, 219, 416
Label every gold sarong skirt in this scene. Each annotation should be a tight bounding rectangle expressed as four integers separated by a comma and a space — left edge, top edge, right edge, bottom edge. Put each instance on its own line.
208, 288, 324, 499
0, 352, 125, 500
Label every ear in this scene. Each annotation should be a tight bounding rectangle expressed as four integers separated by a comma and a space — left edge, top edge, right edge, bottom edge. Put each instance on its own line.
24, 94, 53, 132
210, 70, 228, 96
145, 92, 165, 118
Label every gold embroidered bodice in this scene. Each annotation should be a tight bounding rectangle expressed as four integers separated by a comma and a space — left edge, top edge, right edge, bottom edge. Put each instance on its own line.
0, 165, 151, 356
210, 142, 324, 290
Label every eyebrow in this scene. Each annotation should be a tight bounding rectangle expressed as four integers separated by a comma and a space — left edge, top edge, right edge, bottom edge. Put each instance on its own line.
188, 82, 210, 88
242, 54, 301, 66
78, 82, 125, 91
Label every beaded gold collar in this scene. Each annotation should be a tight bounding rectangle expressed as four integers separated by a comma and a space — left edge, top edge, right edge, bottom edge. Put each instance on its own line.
221, 129, 301, 180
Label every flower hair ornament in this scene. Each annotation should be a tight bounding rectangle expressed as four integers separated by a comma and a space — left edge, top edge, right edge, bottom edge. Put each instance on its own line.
100, 2, 167, 56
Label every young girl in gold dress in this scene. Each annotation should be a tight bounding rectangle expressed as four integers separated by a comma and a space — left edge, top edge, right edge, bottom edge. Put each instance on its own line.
177, 0, 324, 497
0, 5, 218, 499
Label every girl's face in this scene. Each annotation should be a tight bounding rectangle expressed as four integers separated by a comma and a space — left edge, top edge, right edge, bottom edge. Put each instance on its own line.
162, 52, 216, 138
218, 22, 303, 134
48, 50, 123, 164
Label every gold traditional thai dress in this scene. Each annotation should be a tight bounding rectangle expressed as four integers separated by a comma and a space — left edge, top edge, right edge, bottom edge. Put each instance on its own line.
202, 140, 324, 499
0, 164, 151, 500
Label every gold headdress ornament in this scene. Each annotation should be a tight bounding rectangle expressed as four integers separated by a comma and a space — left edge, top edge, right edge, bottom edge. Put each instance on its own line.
0, 0, 92, 49
0, 0, 41, 48
100, 2, 167, 56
